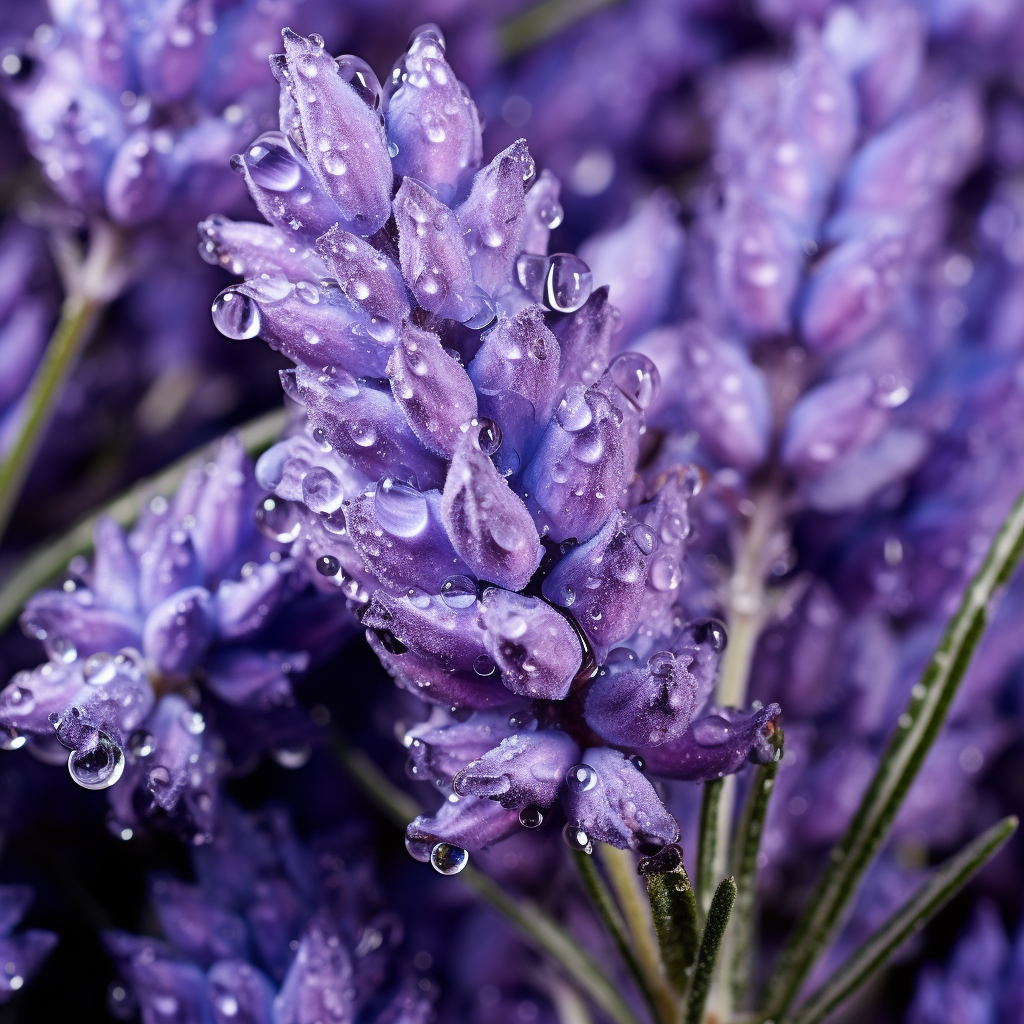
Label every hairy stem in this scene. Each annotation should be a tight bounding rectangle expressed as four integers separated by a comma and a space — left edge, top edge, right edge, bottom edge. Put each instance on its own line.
0, 220, 124, 542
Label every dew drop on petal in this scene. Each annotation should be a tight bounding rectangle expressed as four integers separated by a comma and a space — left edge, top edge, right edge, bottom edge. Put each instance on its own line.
374, 478, 429, 538
519, 805, 544, 828
255, 496, 301, 543
211, 288, 260, 340
440, 575, 477, 609
609, 352, 660, 410
430, 842, 468, 875
68, 734, 125, 790
566, 763, 597, 793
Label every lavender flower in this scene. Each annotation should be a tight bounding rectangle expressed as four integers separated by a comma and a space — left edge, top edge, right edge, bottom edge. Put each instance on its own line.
0, 886, 57, 1003
205, 26, 779, 868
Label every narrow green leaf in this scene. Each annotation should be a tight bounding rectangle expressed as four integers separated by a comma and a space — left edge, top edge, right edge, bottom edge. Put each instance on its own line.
762, 486, 1024, 1018
685, 877, 738, 1024
499, 0, 623, 56
330, 734, 645, 1024
696, 776, 724, 922
640, 845, 700, 997
0, 407, 289, 629
729, 729, 784, 1010
788, 816, 1018, 1024
574, 851, 661, 1021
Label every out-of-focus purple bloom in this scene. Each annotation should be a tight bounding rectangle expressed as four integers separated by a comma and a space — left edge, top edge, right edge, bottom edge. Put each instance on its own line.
0, 885, 57, 1003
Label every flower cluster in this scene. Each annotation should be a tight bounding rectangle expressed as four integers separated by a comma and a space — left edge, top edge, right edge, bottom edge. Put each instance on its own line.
205, 25, 780, 868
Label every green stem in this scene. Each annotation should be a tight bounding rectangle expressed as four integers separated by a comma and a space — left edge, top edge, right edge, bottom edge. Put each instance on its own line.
728, 732, 783, 1011
598, 845, 678, 1024
0, 407, 288, 629
762, 485, 1024, 1019
642, 847, 700, 998
787, 816, 1018, 1024
696, 777, 724, 924
500, 0, 623, 56
330, 735, 645, 1024
0, 221, 123, 543
684, 878, 737, 1024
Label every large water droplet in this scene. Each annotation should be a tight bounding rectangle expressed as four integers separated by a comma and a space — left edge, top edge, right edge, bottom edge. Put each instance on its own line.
544, 254, 592, 313
211, 288, 260, 340
430, 842, 467, 875
68, 733, 125, 790
650, 554, 682, 591
244, 132, 302, 191
694, 619, 728, 652
632, 524, 657, 555
335, 55, 382, 110
609, 352, 660, 410
302, 466, 343, 513
473, 654, 496, 676
563, 822, 593, 854
566, 763, 597, 793
472, 417, 502, 456
83, 652, 117, 686
508, 709, 537, 730
519, 805, 544, 828
255, 496, 301, 543
316, 554, 341, 577
555, 389, 593, 433
375, 478, 429, 538
409, 23, 445, 52
440, 575, 477, 609
692, 716, 732, 747
405, 835, 433, 863
129, 729, 154, 757
539, 200, 564, 229
647, 651, 676, 678
516, 253, 549, 299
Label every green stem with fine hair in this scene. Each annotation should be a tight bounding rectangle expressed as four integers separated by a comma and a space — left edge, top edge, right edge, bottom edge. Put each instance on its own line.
684, 878, 737, 1024
330, 735, 645, 1024
762, 484, 1024, 1019
695, 776, 724, 925
0, 221, 124, 543
0, 407, 289, 629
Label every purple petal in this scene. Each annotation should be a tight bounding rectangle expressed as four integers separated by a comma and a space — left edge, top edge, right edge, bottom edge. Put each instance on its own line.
20, 590, 141, 660
138, 524, 203, 611
385, 31, 482, 204
151, 877, 247, 968
387, 326, 478, 458
198, 217, 325, 281
453, 729, 579, 809
214, 563, 286, 641
207, 960, 275, 1024
92, 516, 139, 613
0, 887, 31, 938
0, 930, 57, 1002
521, 169, 562, 256
0, 661, 85, 736
273, 912, 354, 1024
440, 424, 542, 591
404, 710, 516, 784
142, 586, 216, 676
564, 747, 679, 853
105, 129, 171, 226
479, 589, 582, 700
552, 286, 617, 393
406, 795, 521, 855
204, 648, 301, 709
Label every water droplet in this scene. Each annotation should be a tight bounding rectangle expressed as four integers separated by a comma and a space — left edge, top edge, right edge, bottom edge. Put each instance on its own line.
563, 822, 593, 854
508, 710, 537, 730
409, 23, 446, 52
430, 842, 467, 875
464, 291, 497, 330
544, 254, 592, 314
211, 288, 260, 340
387, 141, 399, 158
516, 253, 550, 299
302, 465, 343, 513
628, 754, 646, 772
272, 744, 312, 769
0, 725, 26, 751
308, 32, 325, 47
335, 55, 382, 109
255, 496, 301, 543
539, 200, 564, 229
374, 629, 408, 655
440, 575, 477, 609
519, 805, 544, 828
555, 390, 593, 433
183, 710, 206, 735
375, 478, 429, 537
317, 554, 341, 577
405, 835, 434, 862
632, 524, 657, 555
693, 619, 728, 652
322, 149, 347, 175
244, 132, 302, 191
128, 729, 154, 758
348, 421, 377, 448
566, 764, 597, 793
609, 352, 660, 410
68, 733, 125, 790
647, 651, 676, 678
650, 554, 682, 591
473, 654, 496, 676
472, 417, 502, 456
692, 716, 732, 747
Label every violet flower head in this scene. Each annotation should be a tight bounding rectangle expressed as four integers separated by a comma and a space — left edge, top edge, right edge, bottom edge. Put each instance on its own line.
205, 26, 779, 869
0, 435, 352, 843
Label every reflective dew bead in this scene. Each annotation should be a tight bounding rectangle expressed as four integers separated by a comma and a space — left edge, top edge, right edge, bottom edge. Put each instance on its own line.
440, 575, 477, 609
211, 288, 260, 340
694, 618, 728, 652
508, 710, 537, 730
128, 730, 155, 758
563, 822, 593, 854
430, 842, 468, 875
316, 554, 341, 577
609, 352, 661, 411
255, 497, 301, 544
544, 254, 592, 314
566, 763, 597, 793
519, 805, 544, 828
68, 734, 125, 790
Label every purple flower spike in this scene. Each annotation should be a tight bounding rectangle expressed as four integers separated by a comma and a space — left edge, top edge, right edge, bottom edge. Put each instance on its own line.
385, 29, 482, 205
523, 383, 634, 543
469, 305, 561, 424
578, 191, 685, 345
362, 592, 512, 709
440, 422, 543, 591
782, 372, 890, 479
387, 326, 479, 458
347, 483, 475, 593
143, 586, 216, 676
405, 711, 516, 785
564, 747, 680, 853
207, 960, 275, 1024
315, 225, 410, 328
278, 29, 392, 235
552, 287, 617, 393
151, 877, 248, 968
479, 589, 582, 700
406, 794, 521, 856
393, 178, 480, 323
198, 217, 325, 282
585, 649, 700, 747
453, 729, 580, 810
633, 704, 782, 781
456, 140, 533, 297
542, 513, 650, 652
